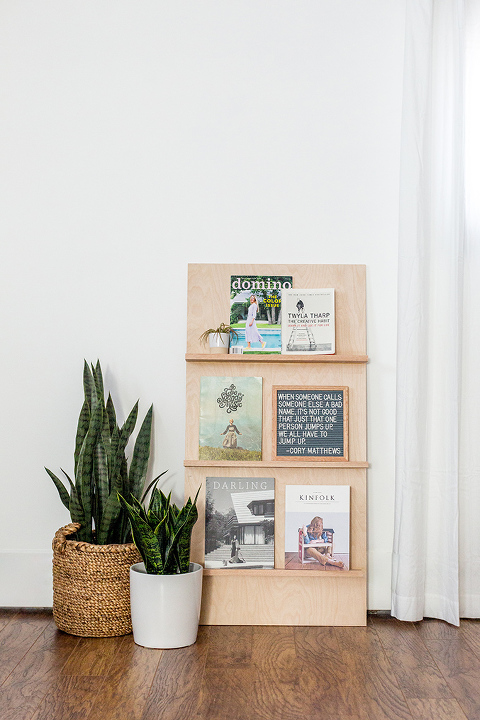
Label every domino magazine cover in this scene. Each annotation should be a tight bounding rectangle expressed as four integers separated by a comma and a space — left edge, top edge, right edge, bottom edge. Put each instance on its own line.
229, 275, 293, 354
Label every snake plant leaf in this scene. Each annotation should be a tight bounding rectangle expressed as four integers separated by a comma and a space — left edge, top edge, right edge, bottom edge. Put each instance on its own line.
119, 456, 129, 495
130, 494, 149, 523
153, 489, 172, 520
128, 405, 153, 500
83, 360, 96, 409
60, 468, 75, 493
68, 479, 85, 527
109, 428, 131, 491
153, 513, 169, 568
149, 486, 166, 520
105, 394, 116, 436
75, 393, 103, 535
101, 404, 111, 448
107, 424, 120, 482
97, 488, 122, 544
94, 439, 109, 525
118, 493, 164, 573
120, 402, 139, 445
91, 360, 105, 404
45, 468, 70, 510
74, 400, 90, 476
140, 470, 168, 505
107, 403, 138, 487
164, 489, 199, 573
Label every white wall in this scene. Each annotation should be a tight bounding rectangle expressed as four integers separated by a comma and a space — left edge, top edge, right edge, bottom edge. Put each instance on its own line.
0, 1, 405, 608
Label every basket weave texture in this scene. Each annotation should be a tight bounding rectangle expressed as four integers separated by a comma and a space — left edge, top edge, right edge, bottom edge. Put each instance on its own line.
52, 523, 141, 637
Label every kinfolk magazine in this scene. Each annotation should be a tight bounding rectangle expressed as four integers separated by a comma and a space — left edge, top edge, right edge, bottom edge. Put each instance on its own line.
281, 288, 335, 354
204, 477, 275, 569
199, 376, 263, 461
229, 275, 293, 354
284, 485, 350, 570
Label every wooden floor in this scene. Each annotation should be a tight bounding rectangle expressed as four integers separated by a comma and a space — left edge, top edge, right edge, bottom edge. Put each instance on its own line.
1, 610, 480, 720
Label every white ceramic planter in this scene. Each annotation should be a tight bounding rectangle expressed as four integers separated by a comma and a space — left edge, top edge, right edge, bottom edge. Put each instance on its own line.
129, 562, 203, 649
208, 332, 230, 353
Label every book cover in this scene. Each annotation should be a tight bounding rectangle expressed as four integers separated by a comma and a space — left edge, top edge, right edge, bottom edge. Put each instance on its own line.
281, 288, 335, 354
205, 477, 275, 568
229, 275, 293, 354
284, 485, 350, 570
199, 376, 263, 461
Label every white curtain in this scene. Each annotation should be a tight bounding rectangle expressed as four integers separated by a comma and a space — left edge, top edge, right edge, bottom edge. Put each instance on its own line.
392, 0, 480, 625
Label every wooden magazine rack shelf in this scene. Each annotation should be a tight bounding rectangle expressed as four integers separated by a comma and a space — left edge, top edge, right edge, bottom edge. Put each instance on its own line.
184, 264, 368, 626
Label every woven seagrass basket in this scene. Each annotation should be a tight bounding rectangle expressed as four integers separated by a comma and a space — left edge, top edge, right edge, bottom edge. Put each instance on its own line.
52, 523, 141, 637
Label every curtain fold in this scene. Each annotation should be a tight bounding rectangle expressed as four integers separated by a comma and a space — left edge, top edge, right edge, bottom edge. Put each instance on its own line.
392, 0, 480, 625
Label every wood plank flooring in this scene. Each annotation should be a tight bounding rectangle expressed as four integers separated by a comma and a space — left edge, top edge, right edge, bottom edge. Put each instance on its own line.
1, 610, 480, 719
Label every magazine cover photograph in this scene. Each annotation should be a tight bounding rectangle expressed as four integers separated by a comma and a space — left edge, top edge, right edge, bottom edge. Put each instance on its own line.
284, 485, 350, 570
204, 476, 275, 568
281, 288, 335, 354
199, 376, 263, 461
229, 275, 293, 354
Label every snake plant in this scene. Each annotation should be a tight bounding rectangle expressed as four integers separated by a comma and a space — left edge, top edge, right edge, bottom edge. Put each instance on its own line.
118, 486, 199, 574
46, 360, 158, 545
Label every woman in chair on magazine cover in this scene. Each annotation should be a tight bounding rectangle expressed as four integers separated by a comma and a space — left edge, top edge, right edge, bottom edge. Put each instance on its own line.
302, 516, 344, 569
245, 295, 266, 350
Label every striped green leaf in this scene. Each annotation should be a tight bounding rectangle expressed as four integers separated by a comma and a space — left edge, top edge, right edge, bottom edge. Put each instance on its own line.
69, 481, 85, 527
105, 394, 116, 436
97, 489, 122, 544
91, 360, 104, 404
83, 360, 95, 408
118, 494, 164, 573
164, 490, 199, 573
74, 400, 90, 476
45, 468, 70, 510
75, 393, 103, 538
140, 470, 168, 505
94, 439, 109, 526
60, 468, 74, 493
128, 405, 153, 500
120, 402, 139, 446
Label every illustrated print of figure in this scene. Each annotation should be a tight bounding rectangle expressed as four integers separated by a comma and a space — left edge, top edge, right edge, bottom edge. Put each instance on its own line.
296, 299, 304, 313
245, 295, 266, 350
221, 418, 242, 448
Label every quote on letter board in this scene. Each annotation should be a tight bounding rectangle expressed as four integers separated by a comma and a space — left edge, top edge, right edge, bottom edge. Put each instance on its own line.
272, 386, 348, 461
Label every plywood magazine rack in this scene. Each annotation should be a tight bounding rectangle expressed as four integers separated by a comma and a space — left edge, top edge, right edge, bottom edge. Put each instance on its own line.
184, 264, 368, 626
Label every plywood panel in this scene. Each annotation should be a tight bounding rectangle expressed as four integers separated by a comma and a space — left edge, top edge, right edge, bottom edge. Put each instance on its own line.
200, 574, 366, 626
185, 263, 367, 627
187, 264, 366, 355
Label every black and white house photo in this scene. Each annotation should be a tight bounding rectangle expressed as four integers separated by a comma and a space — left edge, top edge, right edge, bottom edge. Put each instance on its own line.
204, 477, 275, 569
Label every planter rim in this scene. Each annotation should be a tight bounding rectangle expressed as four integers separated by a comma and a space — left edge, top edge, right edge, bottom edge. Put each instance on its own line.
131, 561, 203, 577
53, 523, 137, 554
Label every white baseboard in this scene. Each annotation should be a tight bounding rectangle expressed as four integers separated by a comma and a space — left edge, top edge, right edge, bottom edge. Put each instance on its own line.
0, 552, 53, 607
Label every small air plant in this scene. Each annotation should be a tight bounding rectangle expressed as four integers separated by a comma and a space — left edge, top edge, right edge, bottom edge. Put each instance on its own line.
199, 323, 239, 345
